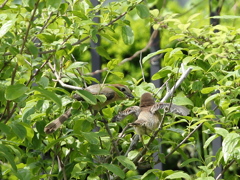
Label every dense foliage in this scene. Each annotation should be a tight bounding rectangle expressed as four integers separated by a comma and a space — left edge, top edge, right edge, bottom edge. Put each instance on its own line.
0, 0, 240, 179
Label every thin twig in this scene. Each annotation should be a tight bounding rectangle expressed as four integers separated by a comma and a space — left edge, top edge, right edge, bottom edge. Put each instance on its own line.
154, 78, 170, 97
139, 52, 145, 82
86, 29, 161, 76
48, 62, 83, 90
0, 0, 9, 9
103, 121, 120, 156
20, 0, 40, 54
161, 67, 192, 103
216, 159, 235, 180
165, 122, 203, 159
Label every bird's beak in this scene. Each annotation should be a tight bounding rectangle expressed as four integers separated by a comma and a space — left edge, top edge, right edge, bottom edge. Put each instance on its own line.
126, 93, 134, 99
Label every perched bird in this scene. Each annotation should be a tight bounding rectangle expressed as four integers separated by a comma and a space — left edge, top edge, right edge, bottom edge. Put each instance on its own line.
44, 84, 134, 134
113, 92, 190, 139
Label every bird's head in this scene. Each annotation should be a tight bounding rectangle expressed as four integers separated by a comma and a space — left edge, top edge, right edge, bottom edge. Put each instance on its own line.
139, 92, 155, 107
112, 84, 134, 100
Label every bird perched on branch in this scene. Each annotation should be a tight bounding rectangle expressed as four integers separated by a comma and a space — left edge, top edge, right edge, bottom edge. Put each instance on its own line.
113, 92, 189, 139
44, 84, 134, 134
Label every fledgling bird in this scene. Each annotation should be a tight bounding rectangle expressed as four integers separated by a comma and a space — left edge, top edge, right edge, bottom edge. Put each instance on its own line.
113, 92, 190, 139
44, 84, 134, 134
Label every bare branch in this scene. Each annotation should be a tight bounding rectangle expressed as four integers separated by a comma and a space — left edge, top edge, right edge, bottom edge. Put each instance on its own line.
0, 0, 9, 9
161, 67, 192, 103
216, 160, 235, 180
165, 122, 203, 160
47, 62, 83, 90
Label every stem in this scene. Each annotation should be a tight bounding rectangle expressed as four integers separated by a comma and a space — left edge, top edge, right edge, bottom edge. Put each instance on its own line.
0, 0, 9, 9
20, 0, 40, 54
165, 122, 203, 159
161, 67, 193, 103
216, 160, 235, 180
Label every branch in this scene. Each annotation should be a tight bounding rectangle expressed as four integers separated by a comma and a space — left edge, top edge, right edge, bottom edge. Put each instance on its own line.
0, 0, 9, 9
47, 62, 83, 90
165, 122, 203, 160
20, 0, 40, 54
86, 29, 160, 76
216, 160, 235, 180
161, 67, 192, 103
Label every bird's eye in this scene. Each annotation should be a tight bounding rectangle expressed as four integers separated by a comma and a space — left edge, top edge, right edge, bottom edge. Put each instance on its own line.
120, 87, 126, 92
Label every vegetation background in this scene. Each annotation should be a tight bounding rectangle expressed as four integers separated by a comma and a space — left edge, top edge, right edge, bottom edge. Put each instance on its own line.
0, 0, 240, 179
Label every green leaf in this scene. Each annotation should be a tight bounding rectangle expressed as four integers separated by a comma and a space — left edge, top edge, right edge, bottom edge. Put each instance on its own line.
22, 0, 35, 8
0, 20, 15, 38
201, 87, 216, 94
142, 48, 172, 64
0, 144, 17, 171
107, 59, 120, 70
36, 33, 55, 43
5, 84, 28, 100
204, 93, 219, 106
99, 32, 118, 43
82, 132, 99, 145
180, 158, 202, 167
20, 123, 34, 141
10, 122, 27, 140
26, 42, 39, 57
122, 25, 134, 45
128, 150, 138, 160
89, 146, 109, 155
75, 90, 97, 105
0, 122, 11, 135
111, 71, 124, 79
166, 171, 191, 180
196, 177, 215, 180
152, 66, 172, 80
46, 0, 62, 10
169, 47, 183, 57
33, 86, 62, 107
141, 169, 160, 179
214, 127, 228, 137
203, 134, 218, 149
116, 156, 136, 170
210, 15, 240, 19
66, 62, 88, 70
172, 96, 194, 106
222, 133, 240, 163
191, 81, 203, 91
38, 76, 49, 88
101, 164, 125, 179
45, 134, 72, 152
96, 46, 111, 60
187, 13, 201, 23
136, 4, 150, 19
95, 95, 107, 103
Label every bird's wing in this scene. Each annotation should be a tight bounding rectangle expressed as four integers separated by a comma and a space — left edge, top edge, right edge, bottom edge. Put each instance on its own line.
112, 106, 141, 122
150, 103, 190, 116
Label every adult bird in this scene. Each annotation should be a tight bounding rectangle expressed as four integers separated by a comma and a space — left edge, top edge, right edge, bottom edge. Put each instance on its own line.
44, 84, 134, 134
113, 92, 189, 140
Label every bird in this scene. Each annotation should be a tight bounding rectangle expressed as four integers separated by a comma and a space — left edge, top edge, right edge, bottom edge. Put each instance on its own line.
113, 92, 190, 139
44, 84, 134, 134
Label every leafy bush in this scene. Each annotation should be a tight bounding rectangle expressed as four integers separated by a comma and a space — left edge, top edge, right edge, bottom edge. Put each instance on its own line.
0, 0, 240, 179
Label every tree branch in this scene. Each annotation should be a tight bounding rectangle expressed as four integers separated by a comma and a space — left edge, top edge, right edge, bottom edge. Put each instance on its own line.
0, 0, 9, 9
216, 160, 235, 180
86, 29, 160, 76
160, 67, 192, 103
165, 122, 203, 160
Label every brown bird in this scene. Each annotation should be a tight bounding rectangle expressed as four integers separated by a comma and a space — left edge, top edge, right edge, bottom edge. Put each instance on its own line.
44, 84, 134, 134
113, 92, 190, 139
